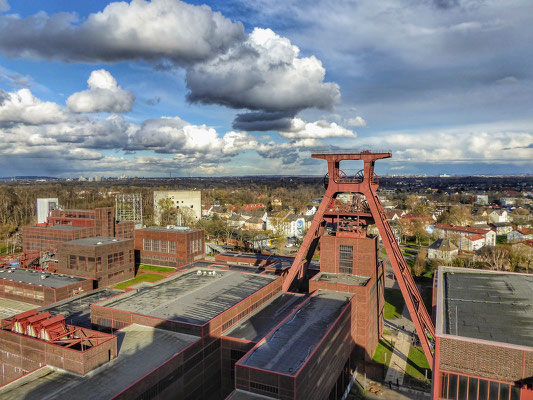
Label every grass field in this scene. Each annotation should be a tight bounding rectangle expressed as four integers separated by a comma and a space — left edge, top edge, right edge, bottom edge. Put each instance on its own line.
372, 338, 394, 366
139, 264, 175, 273
405, 346, 430, 380
384, 288, 405, 320
113, 273, 164, 290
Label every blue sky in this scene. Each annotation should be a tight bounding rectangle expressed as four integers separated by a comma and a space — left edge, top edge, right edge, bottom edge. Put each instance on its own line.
0, 0, 531, 177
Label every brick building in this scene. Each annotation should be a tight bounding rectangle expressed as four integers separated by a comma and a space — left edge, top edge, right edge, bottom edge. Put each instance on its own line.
134, 226, 205, 268
22, 207, 134, 253
56, 237, 134, 287
434, 267, 533, 400
22, 225, 93, 252
0, 268, 93, 305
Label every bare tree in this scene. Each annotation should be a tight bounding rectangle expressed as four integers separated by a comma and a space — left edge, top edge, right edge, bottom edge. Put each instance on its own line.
477, 246, 510, 271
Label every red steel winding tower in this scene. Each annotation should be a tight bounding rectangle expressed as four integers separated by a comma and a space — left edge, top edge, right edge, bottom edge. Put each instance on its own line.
283, 150, 435, 366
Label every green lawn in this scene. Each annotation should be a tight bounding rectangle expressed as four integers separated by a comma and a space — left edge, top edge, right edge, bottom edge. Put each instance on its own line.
113, 273, 164, 290
496, 235, 507, 245
372, 338, 394, 366
139, 264, 175, 273
380, 248, 387, 255
405, 346, 430, 380
384, 288, 405, 320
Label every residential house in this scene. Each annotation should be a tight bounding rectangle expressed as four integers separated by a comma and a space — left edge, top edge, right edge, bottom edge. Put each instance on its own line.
272, 198, 282, 207
385, 209, 404, 221
460, 234, 485, 251
488, 209, 509, 223
305, 205, 317, 216
489, 222, 513, 236
507, 228, 533, 243
243, 217, 265, 231
428, 238, 458, 261
210, 206, 233, 219
227, 214, 245, 228
241, 203, 265, 211
434, 223, 496, 247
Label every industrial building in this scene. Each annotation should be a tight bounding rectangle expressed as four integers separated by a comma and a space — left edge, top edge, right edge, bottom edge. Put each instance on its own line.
22, 206, 135, 253
55, 237, 135, 287
153, 190, 202, 224
434, 267, 533, 400
0, 267, 93, 305
1, 151, 532, 400
134, 226, 205, 268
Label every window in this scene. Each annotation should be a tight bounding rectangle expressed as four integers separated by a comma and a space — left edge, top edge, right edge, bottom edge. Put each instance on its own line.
458, 376, 468, 400
479, 380, 488, 400
489, 381, 499, 400
339, 244, 353, 274
468, 378, 478, 400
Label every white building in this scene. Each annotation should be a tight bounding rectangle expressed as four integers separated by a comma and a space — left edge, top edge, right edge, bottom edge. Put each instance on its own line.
153, 190, 202, 224
36, 198, 58, 224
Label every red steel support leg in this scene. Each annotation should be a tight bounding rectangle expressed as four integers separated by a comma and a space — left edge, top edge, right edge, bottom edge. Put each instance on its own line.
366, 192, 435, 366
282, 191, 333, 291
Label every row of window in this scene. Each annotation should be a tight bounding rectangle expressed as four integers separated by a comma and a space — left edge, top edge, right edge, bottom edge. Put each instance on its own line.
440, 372, 521, 400
143, 239, 177, 253
3, 284, 45, 300
189, 239, 202, 254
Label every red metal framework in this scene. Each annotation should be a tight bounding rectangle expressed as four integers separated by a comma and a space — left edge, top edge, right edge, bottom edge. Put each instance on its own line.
282, 151, 435, 366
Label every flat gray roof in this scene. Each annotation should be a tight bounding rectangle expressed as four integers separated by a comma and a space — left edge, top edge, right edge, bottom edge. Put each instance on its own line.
313, 272, 370, 286
141, 226, 199, 233
98, 269, 278, 325
225, 293, 306, 342
240, 290, 353, 375
0, 324, 199, 400
0, 268, 86, 288
441, 268, 533, 347
35, 225, 86, 230
39, 289, 122, 329
65, 237, 131, 246
0, 298, 36, 320
227, 390, 275, 400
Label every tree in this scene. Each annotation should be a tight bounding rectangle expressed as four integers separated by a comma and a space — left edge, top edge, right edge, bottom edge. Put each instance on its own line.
507, 245, 529, 272
412, 220, 429, 246
413, 249, 427, 276
437, 206, 473, 226
477, 246, 510, 271
158, 198, 176, 226
176, 206, 196, 227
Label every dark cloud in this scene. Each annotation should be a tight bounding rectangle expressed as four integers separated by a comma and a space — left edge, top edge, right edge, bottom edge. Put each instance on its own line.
232, 111, 294, 131
0, 0, 244, 65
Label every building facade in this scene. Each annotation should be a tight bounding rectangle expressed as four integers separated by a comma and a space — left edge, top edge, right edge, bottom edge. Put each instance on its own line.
153, 190, 202, 224
56, 237, 134, 287
433, 267, 533, 400
134, 226, 205, 268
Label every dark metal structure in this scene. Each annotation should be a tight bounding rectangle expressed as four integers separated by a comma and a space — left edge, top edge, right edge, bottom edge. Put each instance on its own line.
283, 151, 436, 366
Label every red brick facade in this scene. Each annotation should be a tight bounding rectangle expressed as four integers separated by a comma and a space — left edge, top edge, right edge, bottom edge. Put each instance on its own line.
134, 227, 205, 268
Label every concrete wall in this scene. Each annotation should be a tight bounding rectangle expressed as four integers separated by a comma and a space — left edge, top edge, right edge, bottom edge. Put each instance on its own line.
154, 190, 202, 224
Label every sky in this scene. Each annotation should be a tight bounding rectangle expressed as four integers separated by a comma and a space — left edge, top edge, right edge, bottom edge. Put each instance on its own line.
0, 0, 531, 177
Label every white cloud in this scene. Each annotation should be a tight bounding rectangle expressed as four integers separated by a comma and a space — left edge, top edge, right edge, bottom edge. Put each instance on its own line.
0, 0, 244, 64
363, 127, 533, 163
128, 117, 258, 157
346, 116, 367, 127
0, 0, 8, 12
186, 28, 340, 113
279, 118, 355, 139
0, 88, 67, 124
67, 69, 135, 113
